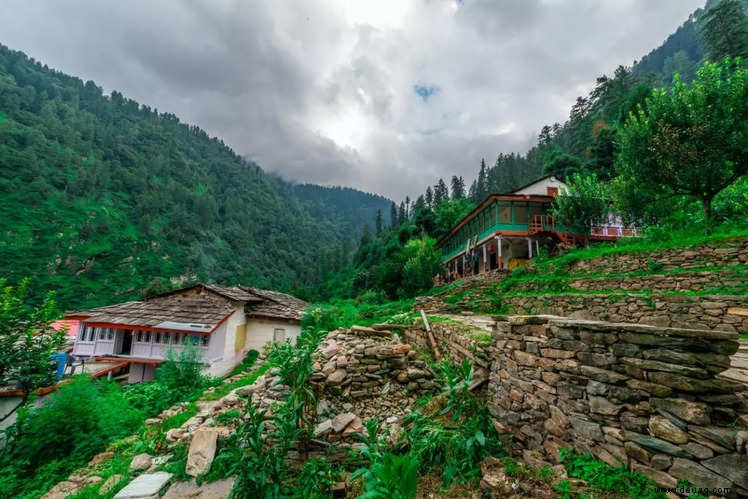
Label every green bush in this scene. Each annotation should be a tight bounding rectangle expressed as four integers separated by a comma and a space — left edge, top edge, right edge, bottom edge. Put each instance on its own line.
0, 376, 144, 497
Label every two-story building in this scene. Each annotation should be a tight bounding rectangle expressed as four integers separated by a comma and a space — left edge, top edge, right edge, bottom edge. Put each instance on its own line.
66, 283, 307, 383
438, 175, 636, 278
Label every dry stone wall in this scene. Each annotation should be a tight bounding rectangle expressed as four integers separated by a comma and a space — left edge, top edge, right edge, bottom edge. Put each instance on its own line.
563, 238, 748, 275
488, 316, 748, 495
504, 293, 748, 332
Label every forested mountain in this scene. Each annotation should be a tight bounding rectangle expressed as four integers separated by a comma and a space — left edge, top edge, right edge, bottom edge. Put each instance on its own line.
0, 44, 390, 309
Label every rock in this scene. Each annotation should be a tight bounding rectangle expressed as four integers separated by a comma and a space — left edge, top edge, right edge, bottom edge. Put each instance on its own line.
680, 442, 713, 460
129, 453, 153, 472
580, 365, 628, 384
701, 453, 748, 490
315, 419, 333, 437
342, 416, 364, 437
669, 458, 732, 490
145, 418, 161, 425
166, 428, 185, 442
650, 398, 711, 425
648, 415, 688, 444
737, 431, 748, 455
42, 481, 80, 499
625, 432, 692, 458
316, 399, 332, 416
569, 416, 603, 441
480, 456, 515, 495
624, 441, 651, 464
163, 477, 235, 498
186, 429, 219, 477
89, 451, 115, 466
688, 425, 736, 450
589, 396, 623, 416
332, 412, 357, 433
114, 472, 173, 499
650, 454, 672, 471
85, 476, 103, 486
632, 463, 677, 488
99, 474, 124, 494
326, 369, 347, 386
152, 455, 172, 466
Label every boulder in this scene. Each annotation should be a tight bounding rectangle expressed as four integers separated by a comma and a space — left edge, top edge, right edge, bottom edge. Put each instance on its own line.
332, 412, 357, 433
186, 428, 219, 477
114, 472, 173, 499
128, 453, 153, 472
88, 451, 114, 466
42, 481, 80, 499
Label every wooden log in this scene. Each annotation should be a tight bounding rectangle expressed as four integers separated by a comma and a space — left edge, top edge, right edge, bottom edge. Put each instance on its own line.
420, 310, 442, 361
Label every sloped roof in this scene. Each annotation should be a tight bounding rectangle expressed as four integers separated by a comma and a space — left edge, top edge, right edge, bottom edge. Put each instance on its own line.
67, 283, 307, 331
240, 286, 308, 322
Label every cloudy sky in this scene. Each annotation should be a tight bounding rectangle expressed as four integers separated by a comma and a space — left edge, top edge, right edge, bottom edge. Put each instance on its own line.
2, 0, 703, 199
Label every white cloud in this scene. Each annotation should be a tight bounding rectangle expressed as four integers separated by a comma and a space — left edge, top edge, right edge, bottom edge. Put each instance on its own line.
0, 0, 704, 199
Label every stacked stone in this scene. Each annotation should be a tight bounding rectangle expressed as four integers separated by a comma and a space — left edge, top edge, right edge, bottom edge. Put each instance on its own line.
404, 323, 491, 383
505, 293, 748, 332
488, 316, 748, 494
509, 269, 746, 294
310, 325, 437, 397
563, 238, 748, 275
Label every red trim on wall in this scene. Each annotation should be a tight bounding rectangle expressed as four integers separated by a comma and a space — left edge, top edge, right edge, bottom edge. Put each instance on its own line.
209, 311, 235, 333
84, 322, 212, 335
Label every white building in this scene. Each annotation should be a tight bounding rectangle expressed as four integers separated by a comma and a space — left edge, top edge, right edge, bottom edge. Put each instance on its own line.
67, 283, 306, 382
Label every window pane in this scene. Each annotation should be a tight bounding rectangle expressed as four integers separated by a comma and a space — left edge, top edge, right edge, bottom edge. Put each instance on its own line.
99, 328, 106, 340
79, 326, 87, 341
154, 332, 161, 344
108, 328, 115, 340
88, 328, 96, 341
201, 335, 209, 347
498, 204, 511, 223
514, 204, 528, 223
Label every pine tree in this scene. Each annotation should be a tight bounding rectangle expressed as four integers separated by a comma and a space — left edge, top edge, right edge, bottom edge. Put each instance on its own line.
477, 158, 488, 201
701, 0, 748, 60
398, 201, 407, 225
433, 178, 449, 204
450, 175, 466, 199
390, 202, 398, 227
425, 186, 434, 206
375, 209, 383, 236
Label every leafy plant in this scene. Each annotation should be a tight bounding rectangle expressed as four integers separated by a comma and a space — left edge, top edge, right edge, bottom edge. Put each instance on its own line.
292, 457, 341, 499
355, 452, 419, 499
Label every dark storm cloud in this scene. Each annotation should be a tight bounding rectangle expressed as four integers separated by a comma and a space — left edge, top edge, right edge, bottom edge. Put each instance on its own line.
0, 0, 704, 199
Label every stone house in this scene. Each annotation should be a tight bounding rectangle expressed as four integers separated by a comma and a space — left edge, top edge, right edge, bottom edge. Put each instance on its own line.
66, 283, 306, 383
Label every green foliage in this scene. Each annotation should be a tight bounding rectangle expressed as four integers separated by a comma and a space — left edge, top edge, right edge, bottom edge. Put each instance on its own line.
0, 44, 390, 310
356, 452, 419, 499
293, 457, 341, 499
0, 278, 65, 410
403, 360, 506, 487
559, 447, 666, 498
0, 377, 144, 497
552, 173, 610, 239
617, 58, 748, 233
701, 0, 748, 60
400, 237, 443, 297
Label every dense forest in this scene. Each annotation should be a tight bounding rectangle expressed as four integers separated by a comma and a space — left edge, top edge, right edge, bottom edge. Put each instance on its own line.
0, 44, 390, 309
323, 0, 748, 302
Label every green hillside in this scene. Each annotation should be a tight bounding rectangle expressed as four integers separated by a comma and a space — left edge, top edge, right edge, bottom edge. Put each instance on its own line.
0, 44, 391, 309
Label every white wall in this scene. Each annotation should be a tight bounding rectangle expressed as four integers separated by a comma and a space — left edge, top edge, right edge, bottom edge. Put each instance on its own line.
512, 176, 568, 196
245, 318, 301, 353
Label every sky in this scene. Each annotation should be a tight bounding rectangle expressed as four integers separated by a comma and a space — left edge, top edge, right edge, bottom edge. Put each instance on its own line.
1, 0, 703, 199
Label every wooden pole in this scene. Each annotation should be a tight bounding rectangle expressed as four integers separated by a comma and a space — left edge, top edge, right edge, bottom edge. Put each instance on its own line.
420, 309, 441, 361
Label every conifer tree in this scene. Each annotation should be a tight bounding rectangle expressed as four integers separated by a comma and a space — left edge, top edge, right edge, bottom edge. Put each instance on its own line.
450, 175, 466, 199
425, 186, 434, 206
375, 209, 383, 236
390, 202, 398, 227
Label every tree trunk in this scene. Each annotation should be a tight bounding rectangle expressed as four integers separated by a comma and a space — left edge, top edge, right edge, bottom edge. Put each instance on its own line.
703, 197, 713, 236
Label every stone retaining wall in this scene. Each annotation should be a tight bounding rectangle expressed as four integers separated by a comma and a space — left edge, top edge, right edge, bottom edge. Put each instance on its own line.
488, 316, 748, 494
510, 269, 746, 294
504, 293, 748, 333
562, 238, 748, 275
404, 323, 491, 381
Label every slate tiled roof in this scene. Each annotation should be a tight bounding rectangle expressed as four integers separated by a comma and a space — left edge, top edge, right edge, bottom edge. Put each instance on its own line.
67, 283, 307, 330
240, 286, 308, 321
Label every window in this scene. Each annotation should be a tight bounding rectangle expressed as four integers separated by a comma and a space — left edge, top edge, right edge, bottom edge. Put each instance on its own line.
201, 335, 209, 347
154, 332, 162, 344
273, 328, 286, 343
107, 328, 115, 340
79, 325, 87, 341
498, 203, 511, 223
191, 335, 200, 345
514, 203, 528, 224
87, 327, 96, 342
99, 328, 106, 340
